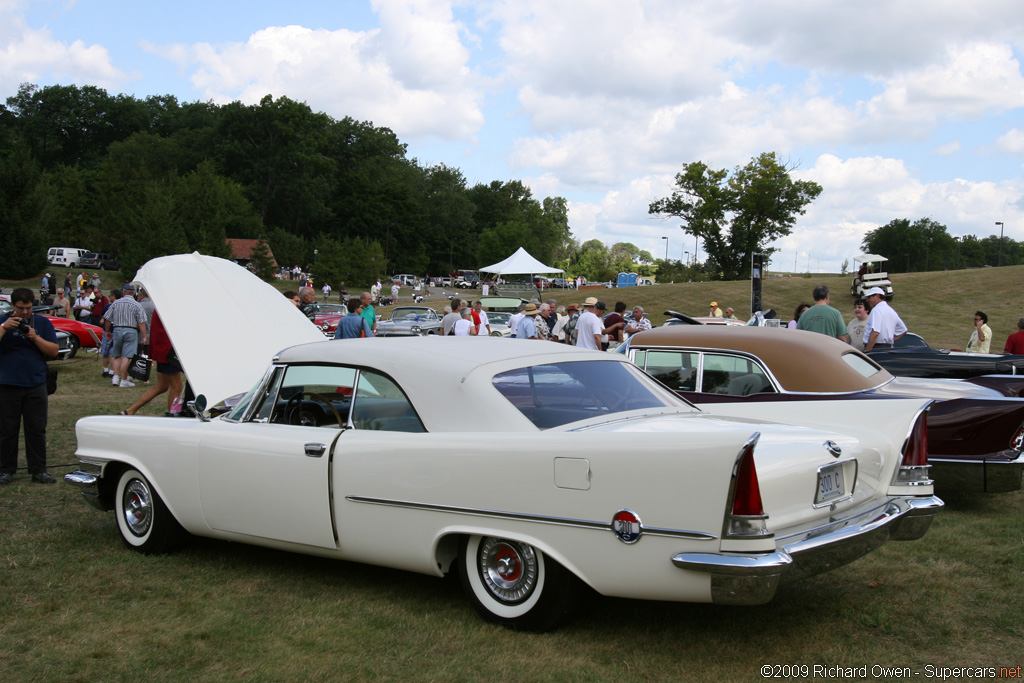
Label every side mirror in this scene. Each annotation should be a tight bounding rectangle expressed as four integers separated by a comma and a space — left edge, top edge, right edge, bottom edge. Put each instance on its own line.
190, 394, 210, 422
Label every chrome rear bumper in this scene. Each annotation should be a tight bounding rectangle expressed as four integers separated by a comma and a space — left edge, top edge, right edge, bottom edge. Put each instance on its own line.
672, 495, 943, 605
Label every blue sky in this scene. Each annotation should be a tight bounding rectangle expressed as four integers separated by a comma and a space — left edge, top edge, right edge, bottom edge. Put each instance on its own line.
4, 0, 1023, 272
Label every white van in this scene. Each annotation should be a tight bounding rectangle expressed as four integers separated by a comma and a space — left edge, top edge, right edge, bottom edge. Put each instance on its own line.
390, 274, 417, 286
47, 247, 89, 268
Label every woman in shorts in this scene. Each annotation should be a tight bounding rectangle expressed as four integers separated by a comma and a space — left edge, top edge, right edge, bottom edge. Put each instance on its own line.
122, 310, 183, 415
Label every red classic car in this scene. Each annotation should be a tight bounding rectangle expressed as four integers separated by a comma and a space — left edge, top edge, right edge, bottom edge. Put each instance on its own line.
305, 303, 348, 337
44, 316, 105, 357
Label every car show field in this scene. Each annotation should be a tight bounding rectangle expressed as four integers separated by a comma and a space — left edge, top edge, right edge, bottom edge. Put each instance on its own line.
1, 262, 1023, 679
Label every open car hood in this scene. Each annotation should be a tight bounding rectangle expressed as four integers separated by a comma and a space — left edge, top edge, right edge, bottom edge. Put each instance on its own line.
135, 253, 325, 409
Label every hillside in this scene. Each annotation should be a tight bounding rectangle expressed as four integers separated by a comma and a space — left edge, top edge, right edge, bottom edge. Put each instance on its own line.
5, 263, 1022, 352
544, 265, 1024, 351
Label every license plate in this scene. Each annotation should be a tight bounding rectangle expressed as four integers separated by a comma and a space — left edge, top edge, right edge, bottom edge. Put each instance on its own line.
816, 463, 846, 504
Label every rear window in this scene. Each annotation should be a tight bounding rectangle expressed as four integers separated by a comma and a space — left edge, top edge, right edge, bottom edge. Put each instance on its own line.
841, 352, 885, 378
492, 361, 686, 429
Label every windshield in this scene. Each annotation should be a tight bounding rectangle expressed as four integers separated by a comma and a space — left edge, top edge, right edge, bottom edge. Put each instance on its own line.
488, 312, 512, 325
392, 307, 436, 320
492, 360, 690, 429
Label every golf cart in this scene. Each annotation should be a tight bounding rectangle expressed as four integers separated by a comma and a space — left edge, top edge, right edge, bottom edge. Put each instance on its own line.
851, 254, 894, 300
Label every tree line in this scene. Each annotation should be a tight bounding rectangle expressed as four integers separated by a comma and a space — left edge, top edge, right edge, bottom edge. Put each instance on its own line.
860, 217, 1021, 272
6, 83, 1001, 286
0, 83, 574, 283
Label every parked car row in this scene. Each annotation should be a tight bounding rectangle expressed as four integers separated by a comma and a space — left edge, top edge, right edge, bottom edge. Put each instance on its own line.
62, 254, 947, 632
47, 247, 120, 271
620, 325, 1024, 494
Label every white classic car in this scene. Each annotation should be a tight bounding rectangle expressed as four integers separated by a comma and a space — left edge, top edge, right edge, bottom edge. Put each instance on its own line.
65, 255, 942, 631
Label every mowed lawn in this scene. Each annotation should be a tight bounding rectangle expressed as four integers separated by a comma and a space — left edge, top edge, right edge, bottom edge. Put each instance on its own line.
1, 265, 1022, 680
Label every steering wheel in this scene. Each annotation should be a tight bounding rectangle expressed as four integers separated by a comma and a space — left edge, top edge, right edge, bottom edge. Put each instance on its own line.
590, 385, 628, 414
284, 391, 345, 428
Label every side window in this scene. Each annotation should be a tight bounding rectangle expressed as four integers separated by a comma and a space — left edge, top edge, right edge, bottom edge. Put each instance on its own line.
642, 350, 698, 392
270, 365, 358, 426
701, 354, 774, 396
350, 370, 425, 433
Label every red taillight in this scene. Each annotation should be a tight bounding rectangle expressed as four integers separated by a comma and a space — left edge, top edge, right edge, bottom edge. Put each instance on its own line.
902, 410, 929, 468
895, 408, 933, 487
1010, 423, 1024, 451
732, 443, 765, 517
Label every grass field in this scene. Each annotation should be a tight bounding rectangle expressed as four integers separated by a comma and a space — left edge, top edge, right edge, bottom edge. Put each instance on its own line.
1, 264, 1023, 681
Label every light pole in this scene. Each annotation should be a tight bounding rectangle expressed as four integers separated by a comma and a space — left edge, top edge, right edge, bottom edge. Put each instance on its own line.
662, 236, 669, 261
996, 221, 1004, 267
684, 251, 690, 268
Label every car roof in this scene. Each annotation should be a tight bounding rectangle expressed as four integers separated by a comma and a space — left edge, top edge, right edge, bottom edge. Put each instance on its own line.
629, 325, 893, 393
275, 337, 624, 431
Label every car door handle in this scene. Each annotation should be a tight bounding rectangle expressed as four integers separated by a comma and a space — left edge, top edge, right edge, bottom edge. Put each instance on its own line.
304, 443, 326, 457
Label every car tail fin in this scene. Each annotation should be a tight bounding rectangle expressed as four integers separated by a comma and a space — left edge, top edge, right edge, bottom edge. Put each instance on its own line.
894, 406, 933, 486
724, 434, 772, 539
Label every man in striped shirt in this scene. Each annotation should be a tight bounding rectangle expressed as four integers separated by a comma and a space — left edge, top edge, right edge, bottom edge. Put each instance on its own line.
103, 285, 148, 388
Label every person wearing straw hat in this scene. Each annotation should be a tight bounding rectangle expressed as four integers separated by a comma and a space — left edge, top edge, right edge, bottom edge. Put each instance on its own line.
515, 303, 541, 340
575, 297, 604, 350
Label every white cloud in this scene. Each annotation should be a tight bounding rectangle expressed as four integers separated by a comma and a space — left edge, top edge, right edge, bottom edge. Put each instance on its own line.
147, 4, 483, 141
866, 43, 1024, 124
0, 5, 129, 93
994, 129, 1024, 155
487, 0, 743, 112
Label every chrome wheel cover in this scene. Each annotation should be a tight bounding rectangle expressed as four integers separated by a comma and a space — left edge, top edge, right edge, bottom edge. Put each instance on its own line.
122, 478, 153, 537
478, 537, 539, 604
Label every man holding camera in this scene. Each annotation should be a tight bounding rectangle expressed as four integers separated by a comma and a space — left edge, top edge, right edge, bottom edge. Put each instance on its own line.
0, 288, 59, 484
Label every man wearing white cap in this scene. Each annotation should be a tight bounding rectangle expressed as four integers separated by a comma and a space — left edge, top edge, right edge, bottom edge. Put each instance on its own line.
862, 287, 906, 352
574, 297, 604, 350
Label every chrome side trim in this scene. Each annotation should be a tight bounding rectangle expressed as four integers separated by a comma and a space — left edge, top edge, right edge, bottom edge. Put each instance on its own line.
566, 408, 697, 431
345, 495, 716, 541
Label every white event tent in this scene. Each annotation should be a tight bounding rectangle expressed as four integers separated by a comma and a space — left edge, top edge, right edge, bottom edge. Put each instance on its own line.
478, 247, 564, 276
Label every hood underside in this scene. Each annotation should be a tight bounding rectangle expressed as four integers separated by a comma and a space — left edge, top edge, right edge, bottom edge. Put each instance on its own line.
135, 253, 325, 408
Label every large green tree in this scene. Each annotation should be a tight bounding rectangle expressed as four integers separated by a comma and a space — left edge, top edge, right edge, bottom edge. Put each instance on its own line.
175, 161, 257, 258
5, 83, 148, 170
214, 95, 334, 234
416, 163, 476, 276
649, 152, 822, 280
0, 140, 49, 277
565, 239, 616, 282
